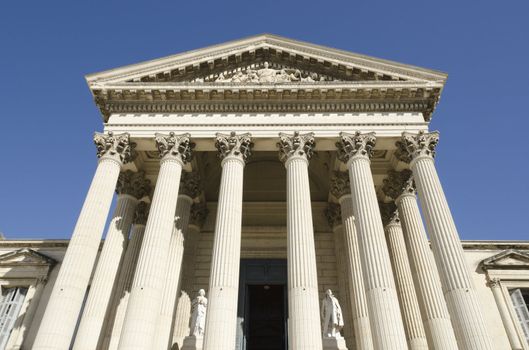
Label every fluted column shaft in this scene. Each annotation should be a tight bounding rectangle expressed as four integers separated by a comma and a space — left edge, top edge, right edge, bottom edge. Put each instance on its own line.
119, 132, 193, 350
118, 159, 183, 349
488, 279, 523, 349
171, 223, 200, 347
338, 195, 373, 350
153, 194, 192, 350
285, 155, 322, 350
73, 193, 138, 350
346, 165, 407, 349
396, 191, 458, 349
203, 156, 245, 350
34, 132, 134, 350
172, 202, 208, 349
384, 219, 428, 350
105, 204, 148, 350
412, 156, 492, 349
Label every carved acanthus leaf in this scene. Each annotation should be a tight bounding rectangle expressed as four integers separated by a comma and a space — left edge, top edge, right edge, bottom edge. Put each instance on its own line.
180, 171, 202, 199
329, 171, 351, 199
336, 132, 376, 163
382, 169, 414, 200
215, 132, 253, 162
277, 131, 316, 163
134, 201, 150, 225
93, 132, 136, 164
379, 202, 400, 227
116, 170, 151, 199
488, 277, 501, 288
324, 203, 342, 228
155, 132, 195, 163
395, 131, 439, 163
190, 202, 209, 228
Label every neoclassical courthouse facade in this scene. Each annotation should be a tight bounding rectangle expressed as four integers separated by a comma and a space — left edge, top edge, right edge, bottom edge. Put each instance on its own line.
1, 35, 528, 350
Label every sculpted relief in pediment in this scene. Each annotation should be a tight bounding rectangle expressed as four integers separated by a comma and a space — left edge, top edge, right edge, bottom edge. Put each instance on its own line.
199, 62, 339, 84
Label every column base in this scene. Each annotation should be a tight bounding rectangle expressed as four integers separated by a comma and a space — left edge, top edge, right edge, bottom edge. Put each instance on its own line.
323, 336, 348, 350
180, 335, 203, 350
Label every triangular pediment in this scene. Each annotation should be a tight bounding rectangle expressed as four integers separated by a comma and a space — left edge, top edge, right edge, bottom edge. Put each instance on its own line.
481, 249, 529, 270
87, 34, 446, 85
0, 248, 56, 267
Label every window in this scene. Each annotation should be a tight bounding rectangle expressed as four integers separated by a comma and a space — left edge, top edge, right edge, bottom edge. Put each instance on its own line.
0, 287, 28, 350
510, 288, 529, 343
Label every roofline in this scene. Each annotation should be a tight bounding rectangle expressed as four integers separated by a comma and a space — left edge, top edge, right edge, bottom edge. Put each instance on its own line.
85, 33, 447, 84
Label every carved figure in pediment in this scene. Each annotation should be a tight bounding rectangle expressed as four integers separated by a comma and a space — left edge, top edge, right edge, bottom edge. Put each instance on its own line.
257, 62, 276, 83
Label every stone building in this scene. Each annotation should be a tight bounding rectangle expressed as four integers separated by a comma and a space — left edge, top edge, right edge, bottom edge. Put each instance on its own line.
0, 34, 528, 350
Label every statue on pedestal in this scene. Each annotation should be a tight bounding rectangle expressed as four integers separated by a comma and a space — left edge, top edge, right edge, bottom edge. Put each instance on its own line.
189, 289, 208, 336
321, 289, 344, 338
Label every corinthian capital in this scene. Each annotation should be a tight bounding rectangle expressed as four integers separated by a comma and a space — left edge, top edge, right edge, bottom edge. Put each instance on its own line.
379, 202, 400, 227
277, 131, 315, 163
336, 132, 376, 163
324, 203, 342, 228
395, 131, 439, 163
116, 170, 152, 199
215, 132, 253, 162
155, 132, 195, 163
133, 201, 150, 225
382, 169, 415, 200
329, 171, 351, 199
190, 202, 209, 228
93, 132, 136, 164
179, 171, 202, 199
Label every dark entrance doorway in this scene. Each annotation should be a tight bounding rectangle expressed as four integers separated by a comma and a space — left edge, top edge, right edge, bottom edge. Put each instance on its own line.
237, 259, 288, 350
246, 284, 286, 350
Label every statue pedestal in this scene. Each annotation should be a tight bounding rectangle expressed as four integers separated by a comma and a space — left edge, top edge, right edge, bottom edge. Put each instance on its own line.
181, 335, 203, 350
323, 336, 348, 350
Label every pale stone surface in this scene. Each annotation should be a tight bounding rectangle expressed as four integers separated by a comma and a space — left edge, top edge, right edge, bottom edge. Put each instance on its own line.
279, 131, 323, 350
118, 132, 193, 350
488, 278, 524, 349
337, 131, 408, 350
33, 132, 135, 350
380, 203, 428, 350
329, 172, 374, 350
202, 132, 252, 350
322, 337, 349, 350
73, 170, 149, 350
181, 335, 203, 350
104, 202, 149, 350
171, 203, 209, 349
189, 289, 208, 336
321, 289, 344, 338
383, 170, 459, 350
397, 131, 494, 350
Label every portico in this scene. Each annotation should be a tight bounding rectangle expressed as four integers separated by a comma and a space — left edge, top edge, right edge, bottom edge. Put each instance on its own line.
30, 34, 496, 350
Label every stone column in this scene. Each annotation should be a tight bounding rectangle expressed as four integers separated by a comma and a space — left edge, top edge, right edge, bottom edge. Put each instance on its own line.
329, 172, 374, 350
278, 131, 323, 350
396, 131, 493, 350
33, 132, 135, 350
171, 202, 209, 349
336, 132, 407, 350
73, 171, 150, 350
324, 203, 354, 347
203, 132, 253, 350
118, 132, 194, 350
153, 171, 201, 350
105, 202, 150, 350
488, 278, 524, 350
380, 203, 428, 350
383, 170, 458, 350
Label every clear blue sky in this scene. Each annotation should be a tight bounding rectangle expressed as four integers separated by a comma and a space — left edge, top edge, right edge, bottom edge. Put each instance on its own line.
0, 1, 527, 240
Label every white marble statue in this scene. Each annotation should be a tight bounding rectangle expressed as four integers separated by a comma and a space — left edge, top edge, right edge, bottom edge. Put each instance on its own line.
321, 289, 344, 338
189, 289, 208, 336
